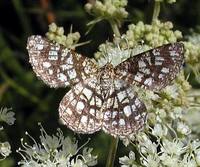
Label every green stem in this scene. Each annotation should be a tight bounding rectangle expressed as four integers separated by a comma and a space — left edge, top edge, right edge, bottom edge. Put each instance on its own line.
109, 20, 121, 37
106, 137, 119, 167
152, 1, 160, 23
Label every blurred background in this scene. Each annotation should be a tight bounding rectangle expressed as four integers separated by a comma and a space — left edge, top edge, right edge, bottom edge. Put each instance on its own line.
0, 0, 200, 166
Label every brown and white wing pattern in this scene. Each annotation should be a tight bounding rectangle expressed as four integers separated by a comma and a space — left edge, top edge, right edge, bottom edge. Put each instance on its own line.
102, 80, 147, 137
114, 43, 184, 91
27, 35, 97, 88
59, 77, 104, 133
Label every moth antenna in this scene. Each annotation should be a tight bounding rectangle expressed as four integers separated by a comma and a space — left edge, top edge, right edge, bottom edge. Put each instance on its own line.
122, 36, 130, 50
103, 43, 111, 64
121, 36, 132, 58
139, 39, 144, 46
70, 24, 73, 33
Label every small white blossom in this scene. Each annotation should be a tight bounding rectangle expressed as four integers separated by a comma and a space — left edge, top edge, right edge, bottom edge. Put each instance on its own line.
0, 142, 11, 158
70, 159, 87, 167
142, 154, 160, 167
82, 148, 98, 166
0, 107, 15, 125
160, 153, 179, 166
180, 154, 197, 167
152, 124, 168, 138
161, 139, 186, 156
170, 107, 183, 119
162, 85, 179, 99
177, 122, 191, 135
190, 140, 200, 152
137, 133, 157, 155
155, 108, 167, 119
144, 91, 160, 101
119, 151, 137, 167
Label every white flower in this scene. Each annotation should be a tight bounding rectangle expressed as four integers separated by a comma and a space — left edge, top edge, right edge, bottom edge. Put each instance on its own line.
17, 123, 97, 167
0, 142, 11, 158
152, 124, 168, 138
0, 107, 15, 125
170, 107, 183, 119
49, 22, 57, 32
161, 139, 186, 156
160, 153, 179, 166
122, 133, 135, 146
190, 140, 200, 152
119, 151, 137, 167
145, 90, 160, 101
179, 154, 197, 167
137, 133, 157, 155
155, 108, 167, 119
162, 85, 179, 99
177, 122, 191, 135
142, 155, 160, 167
82, 148, 97, 166
70, 159, 87, 167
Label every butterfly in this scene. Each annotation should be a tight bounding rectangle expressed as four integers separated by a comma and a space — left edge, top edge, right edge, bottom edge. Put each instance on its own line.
27, 35, 184, 137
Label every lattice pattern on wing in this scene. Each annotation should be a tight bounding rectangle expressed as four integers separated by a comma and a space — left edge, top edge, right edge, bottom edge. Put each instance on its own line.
114, 43, 184, 91
59, 77, 104, 133
27, 35, 97, 88
102, 79, 147, 137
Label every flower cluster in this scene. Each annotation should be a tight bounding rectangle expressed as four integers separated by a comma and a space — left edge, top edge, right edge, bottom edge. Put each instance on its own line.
17, 123, 97, 167
120, 130, 200, 167
94, 20, 183, 69
184, 36, 200, 82
85, 0, 128, 26
94, 40, 150, 67
0, 107, 15, 160
124, 20, 182, 48
46, 23, 80, 49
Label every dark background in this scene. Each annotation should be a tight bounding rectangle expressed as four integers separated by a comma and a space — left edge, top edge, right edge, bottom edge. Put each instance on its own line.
0, 0, 200, 166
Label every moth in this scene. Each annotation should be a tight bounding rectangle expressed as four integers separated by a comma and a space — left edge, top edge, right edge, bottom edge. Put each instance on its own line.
27, 35, 184, 137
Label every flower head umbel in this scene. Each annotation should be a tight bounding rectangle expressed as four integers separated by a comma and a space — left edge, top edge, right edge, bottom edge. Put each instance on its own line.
184, 36, 200, 82
46, 23, 81, 49
95, 39, 149, 67
85, 0, 128, 28
17, 123, 97, 167
124, 20, 182, 48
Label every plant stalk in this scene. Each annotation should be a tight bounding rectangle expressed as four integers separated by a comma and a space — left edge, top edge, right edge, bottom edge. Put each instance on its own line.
109, 20, 121, 37
152, 1, 160, 23
106, 137, 119, 167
